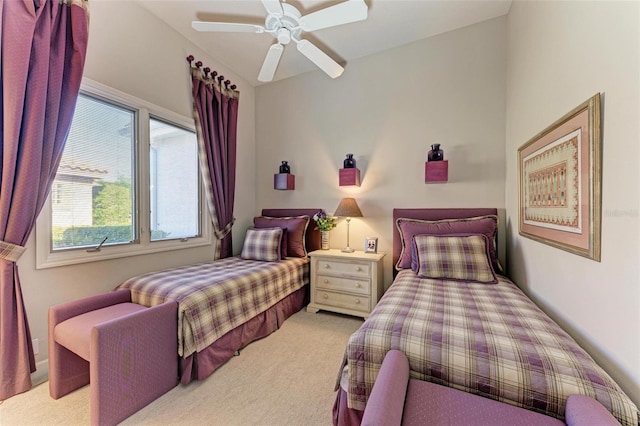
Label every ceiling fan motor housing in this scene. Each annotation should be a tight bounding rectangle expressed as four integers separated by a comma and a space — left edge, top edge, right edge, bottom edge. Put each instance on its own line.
265, 3, 302, 45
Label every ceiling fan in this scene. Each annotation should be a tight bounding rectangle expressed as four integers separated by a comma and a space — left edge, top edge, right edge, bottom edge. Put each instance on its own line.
192, 0, 368, 82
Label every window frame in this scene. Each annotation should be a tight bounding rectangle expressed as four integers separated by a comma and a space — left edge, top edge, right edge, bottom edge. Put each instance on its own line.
148, 115, 202, 243
36, 79, 211, 269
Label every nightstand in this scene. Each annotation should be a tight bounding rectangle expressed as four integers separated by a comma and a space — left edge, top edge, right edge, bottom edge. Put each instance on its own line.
306, 249, 386, 319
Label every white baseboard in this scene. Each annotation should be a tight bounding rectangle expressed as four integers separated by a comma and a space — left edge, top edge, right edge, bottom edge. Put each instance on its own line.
31, 359, 49, 386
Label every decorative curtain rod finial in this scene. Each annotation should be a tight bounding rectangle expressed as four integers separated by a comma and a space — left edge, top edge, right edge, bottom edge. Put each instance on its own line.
188, 57, 238, 93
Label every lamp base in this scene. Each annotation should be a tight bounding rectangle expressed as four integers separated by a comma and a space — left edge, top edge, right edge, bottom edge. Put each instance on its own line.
341, 247, 355, 253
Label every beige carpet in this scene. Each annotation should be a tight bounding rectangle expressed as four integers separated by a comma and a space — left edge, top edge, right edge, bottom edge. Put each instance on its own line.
0, 310, 363, 426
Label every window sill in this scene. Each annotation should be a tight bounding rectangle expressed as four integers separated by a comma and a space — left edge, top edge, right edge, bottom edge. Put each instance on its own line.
36, 234, 213, 269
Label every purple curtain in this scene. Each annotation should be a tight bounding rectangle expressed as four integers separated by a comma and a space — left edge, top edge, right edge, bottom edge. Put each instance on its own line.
188, 57, 239, 259
0, 0, 89, 400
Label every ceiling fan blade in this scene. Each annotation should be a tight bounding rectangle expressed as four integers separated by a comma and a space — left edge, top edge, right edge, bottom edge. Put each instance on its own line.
258, 44, 284, 82
261, 0, 283, 16
299, 0, 368, 32
192, 21, 265, 33
296, 40, 344, 79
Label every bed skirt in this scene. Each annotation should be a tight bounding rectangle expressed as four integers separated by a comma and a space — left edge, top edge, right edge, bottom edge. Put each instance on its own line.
179, 285, 308, 384
333, 384, 363, 426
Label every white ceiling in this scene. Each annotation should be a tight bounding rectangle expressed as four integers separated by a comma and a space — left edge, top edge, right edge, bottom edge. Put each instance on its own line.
136, 0, 512, 87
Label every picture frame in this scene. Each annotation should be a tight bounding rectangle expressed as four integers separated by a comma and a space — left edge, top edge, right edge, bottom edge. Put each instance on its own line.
364, 237, 378, 254
518, 93, 602, 261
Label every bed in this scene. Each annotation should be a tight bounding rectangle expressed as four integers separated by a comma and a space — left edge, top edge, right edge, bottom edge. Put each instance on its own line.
333, 208, 638, 426
118, 208, 321, 384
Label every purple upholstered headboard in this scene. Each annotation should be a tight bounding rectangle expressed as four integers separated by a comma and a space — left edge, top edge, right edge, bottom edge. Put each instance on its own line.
261, 208, 322, 253
392, 208, 498, 276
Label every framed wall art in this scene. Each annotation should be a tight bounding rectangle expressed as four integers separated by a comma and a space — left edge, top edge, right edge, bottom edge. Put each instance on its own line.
518, 93, 602, 261
364, 237, 378, 254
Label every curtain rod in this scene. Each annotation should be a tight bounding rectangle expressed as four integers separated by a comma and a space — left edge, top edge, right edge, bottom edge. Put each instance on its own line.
187, 55, 237, 90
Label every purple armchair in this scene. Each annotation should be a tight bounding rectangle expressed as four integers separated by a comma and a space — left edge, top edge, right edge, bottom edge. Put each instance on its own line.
362, 350, 621, 426
49, 289, 178, 425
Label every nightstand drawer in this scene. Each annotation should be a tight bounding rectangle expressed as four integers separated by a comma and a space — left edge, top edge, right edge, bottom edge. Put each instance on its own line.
315, 290, 370, 313
316, 259, 370, 278
316, 275, 370, 296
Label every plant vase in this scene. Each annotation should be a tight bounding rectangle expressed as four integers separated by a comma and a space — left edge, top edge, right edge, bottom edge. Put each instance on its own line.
320, 231, 330, 250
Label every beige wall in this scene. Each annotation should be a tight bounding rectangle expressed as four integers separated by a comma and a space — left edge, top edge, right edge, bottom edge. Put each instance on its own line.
17, 1, 256, 369
255, 17, 507, 277
505, 0, 640, 405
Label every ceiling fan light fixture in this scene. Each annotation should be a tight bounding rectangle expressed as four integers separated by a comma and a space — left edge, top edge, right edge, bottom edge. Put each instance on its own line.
192, 0, 367, 82
277, 28, 291, 45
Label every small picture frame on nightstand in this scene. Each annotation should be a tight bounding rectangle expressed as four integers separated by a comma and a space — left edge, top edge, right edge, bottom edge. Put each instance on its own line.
364, 237, 378, 253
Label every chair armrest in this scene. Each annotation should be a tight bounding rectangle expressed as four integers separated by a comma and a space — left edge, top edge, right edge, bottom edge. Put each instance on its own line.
49, 289, 132, 327
91, 300, 178, 362
362, 350, 410, 426
91, 299, 177, 343
565, 395, 621, 426
90, 300, 179, 425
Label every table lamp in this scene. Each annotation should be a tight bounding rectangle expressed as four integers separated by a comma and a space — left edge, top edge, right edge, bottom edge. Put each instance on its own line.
334, 197, 363, 253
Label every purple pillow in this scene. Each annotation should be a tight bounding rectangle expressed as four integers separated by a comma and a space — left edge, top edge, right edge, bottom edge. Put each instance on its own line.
280, 228, 288, 259
254, 215, 310, 258
396, 215, 501, 272
411, 234, 498, 284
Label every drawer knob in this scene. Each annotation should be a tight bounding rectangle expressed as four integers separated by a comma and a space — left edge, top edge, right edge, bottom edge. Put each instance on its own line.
355, 282, 361, 288
355, 299, 360, 304
355, 266, 362, 271
323, 293, 329, 299
324, 279, 329, 284
324, 264, 330, 269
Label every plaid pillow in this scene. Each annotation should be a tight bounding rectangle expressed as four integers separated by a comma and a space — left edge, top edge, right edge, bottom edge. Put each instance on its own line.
254, 216, 310, 257
396, 215, 502, 273
412, 234, 497, 284
240, 228, 283, 262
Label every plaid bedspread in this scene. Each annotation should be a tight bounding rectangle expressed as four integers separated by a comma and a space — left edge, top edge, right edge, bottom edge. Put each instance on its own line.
118, 256, 309, 358
339, 270, 638, 425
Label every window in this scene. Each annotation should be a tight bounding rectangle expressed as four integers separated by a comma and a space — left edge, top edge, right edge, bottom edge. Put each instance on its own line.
149, 118, 200, 242
36, 80, 210, 268
52, 94, 136, 250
